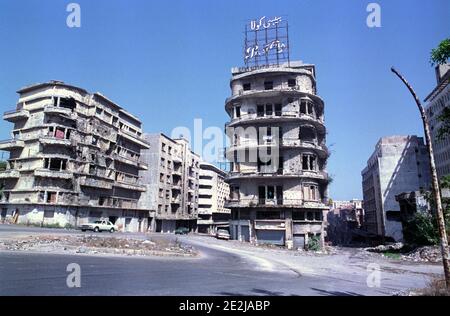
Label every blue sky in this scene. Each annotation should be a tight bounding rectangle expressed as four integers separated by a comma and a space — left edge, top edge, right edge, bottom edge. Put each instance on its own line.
0, 0, 448, 200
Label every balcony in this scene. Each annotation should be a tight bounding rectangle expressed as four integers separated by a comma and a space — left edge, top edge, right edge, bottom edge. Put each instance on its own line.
114, 153, 148, 170
225, 112, 325, 129
118, 129, 150, 149
79, 177, 113, 189
226, 170, 328, 181
44, 105, 73, 116
3, 109, 29, 122
0, 169, 20, 179
39, 136, 72, 147
34, 169, 73, 179
0, 139, 25, 151
225, 198, 327, 209
113, 181, 146, 192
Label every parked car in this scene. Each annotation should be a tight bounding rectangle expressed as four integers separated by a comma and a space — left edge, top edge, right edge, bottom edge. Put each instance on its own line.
175, 227, 190, 235
80, 220, 118, 233
216, 229, 230, 240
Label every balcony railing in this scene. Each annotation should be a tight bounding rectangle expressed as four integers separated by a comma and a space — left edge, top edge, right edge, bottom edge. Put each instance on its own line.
225, 198, 328, 208
226, 170, 328, 180
225, 112, 324, 127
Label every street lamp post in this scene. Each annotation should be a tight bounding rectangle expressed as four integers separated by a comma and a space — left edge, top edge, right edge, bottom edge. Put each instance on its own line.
391, 67, 450, 288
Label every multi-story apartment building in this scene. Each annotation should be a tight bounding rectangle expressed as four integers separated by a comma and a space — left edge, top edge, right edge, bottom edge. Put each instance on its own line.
139, 133, 200, 232
0, 81, 150, 232
224, 61, 330, 249
361, 135, 431, 241
425, 64, 450, 179
197, 162, 230, 235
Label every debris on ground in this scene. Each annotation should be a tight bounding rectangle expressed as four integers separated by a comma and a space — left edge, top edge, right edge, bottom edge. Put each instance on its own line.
402, 246, 442, 263
0, 234, 197, 257
364, 242, 404, 253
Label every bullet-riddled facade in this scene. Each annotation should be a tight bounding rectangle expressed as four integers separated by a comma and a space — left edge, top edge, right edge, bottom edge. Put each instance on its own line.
0, 81, 150, 232
225, 61, 330, 249
139, 133, 200, 232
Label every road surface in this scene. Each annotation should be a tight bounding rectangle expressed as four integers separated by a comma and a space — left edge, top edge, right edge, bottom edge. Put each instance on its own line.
0, 225, 441, 295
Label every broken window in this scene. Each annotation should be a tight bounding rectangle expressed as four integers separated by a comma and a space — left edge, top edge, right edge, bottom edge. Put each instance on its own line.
59, 97, 76, 111
49, 158, 64, 171
48, 126, 54, 137
302, 154, 316, 171
307, 211, 314, 221
258, 186, 265, 204
265, 104, 273, 116
257, 105, 264, 117
274, 104, 282, 116
235, 106, 241, 118
315, 211, 322, 221
300, 126, 316, 143
264, 81, 273, 90
230, 186, 240, 200
293, 211, 306, 220
89, 164, 96, 175
46, 192, 57, 203
243, 83, 251, 91
288, 79, 296, 87
300, 99, 314, 116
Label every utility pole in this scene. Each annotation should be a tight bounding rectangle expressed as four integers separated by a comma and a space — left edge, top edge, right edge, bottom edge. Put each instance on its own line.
391, 67, 450, 288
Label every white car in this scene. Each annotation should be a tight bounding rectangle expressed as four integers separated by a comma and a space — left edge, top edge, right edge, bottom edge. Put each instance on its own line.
215, 229, 230, 240
80, 220, 118, 233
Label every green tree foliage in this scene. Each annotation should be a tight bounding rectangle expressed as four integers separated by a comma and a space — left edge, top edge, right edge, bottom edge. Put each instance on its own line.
403, 212, 440, 245
430, 38, 450, 66
0, 161, 6, 171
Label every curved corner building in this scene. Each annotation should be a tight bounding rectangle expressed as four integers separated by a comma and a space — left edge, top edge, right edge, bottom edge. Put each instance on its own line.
225, 61, 330, 249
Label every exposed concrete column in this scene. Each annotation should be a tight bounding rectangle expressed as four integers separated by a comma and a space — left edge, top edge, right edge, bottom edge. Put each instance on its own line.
249, 210, 257, 244
285, 210, 293, 249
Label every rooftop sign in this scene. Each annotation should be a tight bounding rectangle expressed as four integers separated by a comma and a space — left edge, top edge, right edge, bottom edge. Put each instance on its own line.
244, 16, 290, 68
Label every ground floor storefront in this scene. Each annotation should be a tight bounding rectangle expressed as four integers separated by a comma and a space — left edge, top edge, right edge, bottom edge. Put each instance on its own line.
0, 203, 150, 233
229, 208, 327, 249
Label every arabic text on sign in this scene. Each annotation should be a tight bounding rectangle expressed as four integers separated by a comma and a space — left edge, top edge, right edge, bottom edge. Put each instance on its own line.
250, 16, 282, 31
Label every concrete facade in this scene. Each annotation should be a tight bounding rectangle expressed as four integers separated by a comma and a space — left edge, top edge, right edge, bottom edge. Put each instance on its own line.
224, 61, 330, 249
197, 162, 230, 235
0, 81, 150, 232
361, 135, 431, 241
425, 64, 450, 179
138, 133, 200, 233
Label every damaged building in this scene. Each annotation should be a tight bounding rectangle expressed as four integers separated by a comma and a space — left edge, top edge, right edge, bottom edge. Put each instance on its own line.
224, 61, 330, 249
197, 162, 230, 235
361, 136, 431, 241
0, 81, 150, 232
138, 133, 200, 233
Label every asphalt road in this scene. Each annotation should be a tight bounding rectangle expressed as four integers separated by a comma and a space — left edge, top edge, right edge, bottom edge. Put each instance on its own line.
0, 225, 433, 296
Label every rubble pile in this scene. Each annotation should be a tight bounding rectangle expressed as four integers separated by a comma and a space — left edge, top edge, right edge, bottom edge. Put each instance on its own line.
364, 242, 404, 253
0, 234, 197, 257
402, 246, 442, 263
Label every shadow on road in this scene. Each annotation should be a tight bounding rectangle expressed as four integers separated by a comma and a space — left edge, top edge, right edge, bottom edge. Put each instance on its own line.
311, 288, 365, 296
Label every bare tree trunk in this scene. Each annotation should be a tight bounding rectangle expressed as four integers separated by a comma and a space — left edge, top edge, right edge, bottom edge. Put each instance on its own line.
391, 67, 450, 288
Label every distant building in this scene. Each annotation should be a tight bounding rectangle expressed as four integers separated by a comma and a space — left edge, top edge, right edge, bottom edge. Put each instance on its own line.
361, 136, 431, 241
425, 64, 450, 179
197, 162, 230, 235
139, 133, 200, 233
327, 199, 364, 245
